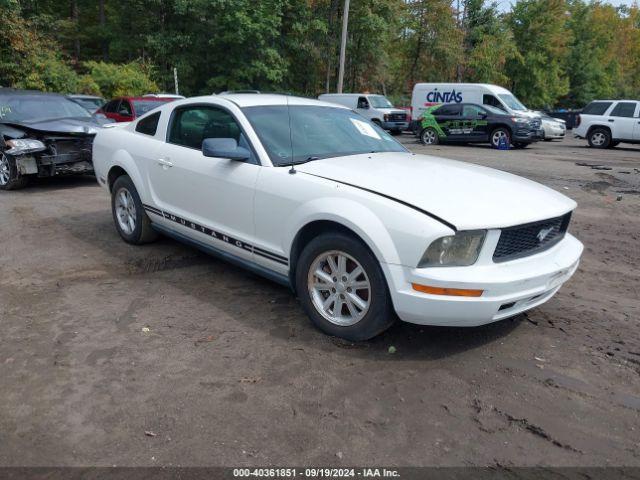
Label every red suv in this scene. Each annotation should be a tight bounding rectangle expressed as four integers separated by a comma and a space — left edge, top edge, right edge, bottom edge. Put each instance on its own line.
97, 96, 175, 122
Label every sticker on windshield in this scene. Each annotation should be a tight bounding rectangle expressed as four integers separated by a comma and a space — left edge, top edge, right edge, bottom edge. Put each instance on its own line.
0, 106, 11, 119
350, 118, 381, 139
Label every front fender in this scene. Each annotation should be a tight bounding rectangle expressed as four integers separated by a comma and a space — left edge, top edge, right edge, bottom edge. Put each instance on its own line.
283, 197, 403, 266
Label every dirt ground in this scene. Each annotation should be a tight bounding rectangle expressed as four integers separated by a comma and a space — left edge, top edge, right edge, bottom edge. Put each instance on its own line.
1, 136, 639, 467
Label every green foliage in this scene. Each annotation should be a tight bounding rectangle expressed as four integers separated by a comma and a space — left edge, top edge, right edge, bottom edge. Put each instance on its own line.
2, 0, 640, 108
82, 61, 158, 97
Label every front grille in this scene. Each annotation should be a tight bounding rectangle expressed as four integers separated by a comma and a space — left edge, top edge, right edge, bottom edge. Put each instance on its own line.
530, 118, 541, 129
388, 113, 407, 122
493, 213, 571, 262
41, 136, 94, 165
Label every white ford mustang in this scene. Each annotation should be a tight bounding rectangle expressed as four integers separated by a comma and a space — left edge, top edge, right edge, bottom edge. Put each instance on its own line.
92, 94, 583, 341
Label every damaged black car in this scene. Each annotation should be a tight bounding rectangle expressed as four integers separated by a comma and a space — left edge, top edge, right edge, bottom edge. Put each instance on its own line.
0, 89, 107, 190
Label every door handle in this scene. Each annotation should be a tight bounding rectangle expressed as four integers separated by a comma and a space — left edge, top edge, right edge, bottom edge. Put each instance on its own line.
157, 158, 173, 168
608, 119, 615, 122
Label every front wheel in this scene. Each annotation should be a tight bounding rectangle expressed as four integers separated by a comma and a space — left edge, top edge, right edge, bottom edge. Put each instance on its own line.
0, 153, 29, 190
420, 127, 439, 145
513, 142, 529, 149
296, 232, 395, 341
111, 175, 158, 244
588, 128, 611, 149
490, 128, 511, 149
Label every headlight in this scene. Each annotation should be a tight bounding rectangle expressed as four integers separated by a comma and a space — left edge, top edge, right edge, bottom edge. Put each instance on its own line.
5, 139, 46, 155
511, 117, 529, 123
418, 230, 486, 267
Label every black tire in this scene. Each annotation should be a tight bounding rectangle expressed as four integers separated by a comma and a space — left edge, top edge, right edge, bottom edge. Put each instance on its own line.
490, 127, 511, 149
111, 175, 158, 244
390, 129, 402, 136
610, 140, 620, 148
543, 138, 553, 142
587, 127, 611, 149
420, 127, 440, 145
513, 142, 529, 149
0, 152, 30, 191
295, 232, 395, 341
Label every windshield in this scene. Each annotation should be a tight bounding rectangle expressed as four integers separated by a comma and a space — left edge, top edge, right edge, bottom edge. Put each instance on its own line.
0, 95, 92, 122
368, 95, 394, 109
243, 105, 407, 166
498, 94, 527, 111
73, 98, 104, 111
132, 100, 167, 116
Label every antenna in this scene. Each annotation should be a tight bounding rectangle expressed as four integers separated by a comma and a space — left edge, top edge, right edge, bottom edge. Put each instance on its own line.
286, 96, 296, 174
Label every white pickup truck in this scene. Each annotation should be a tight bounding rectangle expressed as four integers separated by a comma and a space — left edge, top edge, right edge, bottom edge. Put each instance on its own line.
574, 100, 640, 148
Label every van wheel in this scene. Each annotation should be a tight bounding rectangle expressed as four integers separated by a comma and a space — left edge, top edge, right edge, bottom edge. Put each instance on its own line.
296, 232, 395, 341
588, 128, 611, 148
111, 175, 158, 244
420, 127, 439, 145
0, 152, 29, 191
490, 128, 511, 148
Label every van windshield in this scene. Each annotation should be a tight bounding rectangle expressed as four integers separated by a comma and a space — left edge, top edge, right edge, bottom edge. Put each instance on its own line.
498, 94, 527, 111
243, 105, 406, 166
368, 95, 394, 108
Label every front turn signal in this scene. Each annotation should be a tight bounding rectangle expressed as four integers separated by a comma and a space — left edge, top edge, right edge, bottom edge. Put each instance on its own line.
412, 283, 484, 297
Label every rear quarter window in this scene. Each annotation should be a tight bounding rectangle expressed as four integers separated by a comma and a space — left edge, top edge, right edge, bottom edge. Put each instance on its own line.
582, 102, 612, 116
135, 112, 161, 136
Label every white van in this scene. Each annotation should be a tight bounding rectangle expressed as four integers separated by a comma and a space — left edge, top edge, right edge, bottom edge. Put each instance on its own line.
318, 93, 409, 134
411, 83, 534, 126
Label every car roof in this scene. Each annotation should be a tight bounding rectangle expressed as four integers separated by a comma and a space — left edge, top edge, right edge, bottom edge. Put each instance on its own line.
114, 96, 175, 101
186, 94, 349, 109
68, 94, 103, 99
588, 99, 638, 102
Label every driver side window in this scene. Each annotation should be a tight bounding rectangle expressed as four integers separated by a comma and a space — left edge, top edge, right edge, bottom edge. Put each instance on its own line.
463, 105, 486, 117
483, 95, 505, 111
167, 105, 256, 163
357, 97, 369, 109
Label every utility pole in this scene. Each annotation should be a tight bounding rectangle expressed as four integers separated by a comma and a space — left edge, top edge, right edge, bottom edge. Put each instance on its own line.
337, 0, 350, 93
174, 68, 179, 95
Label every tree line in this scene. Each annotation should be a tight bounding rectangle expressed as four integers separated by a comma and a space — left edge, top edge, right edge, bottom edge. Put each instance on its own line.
1, 0, 639, 109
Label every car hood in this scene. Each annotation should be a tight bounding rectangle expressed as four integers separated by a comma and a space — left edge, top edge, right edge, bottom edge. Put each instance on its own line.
2, 117, 102, 135
296, 152, 576, 230
377, 108, 407, 115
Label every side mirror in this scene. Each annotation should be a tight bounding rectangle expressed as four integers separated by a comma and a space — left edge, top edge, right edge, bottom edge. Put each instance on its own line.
202, 138, 250, 161
479, 112, 488, 119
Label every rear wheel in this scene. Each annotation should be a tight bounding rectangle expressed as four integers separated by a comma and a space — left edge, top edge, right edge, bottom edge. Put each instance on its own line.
111, 175, 158, 244
490, 128, 511, 149
588, 128, 611, 149
0, 153, 29, 190
296, 232, 395, 341
610, 140, 620, 148
420, 127, 439, 145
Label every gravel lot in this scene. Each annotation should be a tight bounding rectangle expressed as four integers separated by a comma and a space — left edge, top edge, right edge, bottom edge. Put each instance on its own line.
1, 136, 639, 467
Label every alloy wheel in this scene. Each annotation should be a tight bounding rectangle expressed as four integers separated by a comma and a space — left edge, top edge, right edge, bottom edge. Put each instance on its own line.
114, 187, 137, 235
307, 250, 371, 327
0, 154, 10, 186
591, 132, 606, 146
421, 128, 437, 145
492, 130, 509, 147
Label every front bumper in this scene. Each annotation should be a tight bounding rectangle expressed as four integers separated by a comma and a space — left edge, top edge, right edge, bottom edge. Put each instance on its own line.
513, 128, 544, 143
382, 121, 409, 131
384, 233, 583, 327
544, 127, 566, 139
